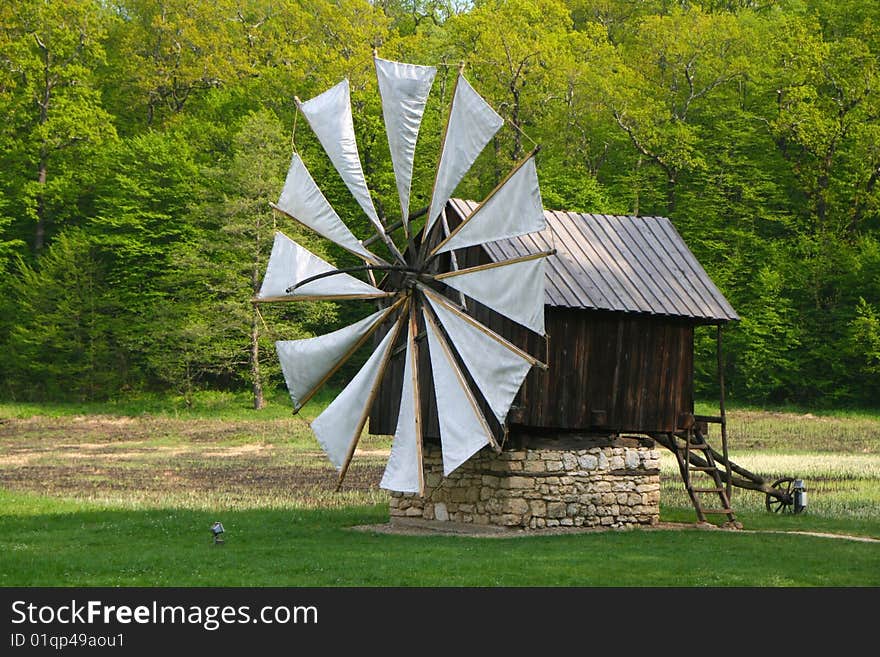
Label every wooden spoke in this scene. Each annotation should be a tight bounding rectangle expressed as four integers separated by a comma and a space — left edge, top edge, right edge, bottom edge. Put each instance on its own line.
765, 477, 795, 513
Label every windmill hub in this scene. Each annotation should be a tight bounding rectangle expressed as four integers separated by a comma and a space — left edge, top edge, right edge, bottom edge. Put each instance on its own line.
400, 271, 426, 291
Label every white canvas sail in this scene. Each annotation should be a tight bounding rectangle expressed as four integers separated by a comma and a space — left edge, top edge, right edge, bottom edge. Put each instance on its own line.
435, 155, 545, 255
276, 306, 394, 412
375, 57, 436, 224
258, 232, 387, 300
426, 75, 503, 233
275, 154, 380, 264
298, 80, 384, 235
439, 257, 546, 335
379, 319, 422, 493
311, 319, 402, 469
423, 309, 493, 476
423, 293, 533, 426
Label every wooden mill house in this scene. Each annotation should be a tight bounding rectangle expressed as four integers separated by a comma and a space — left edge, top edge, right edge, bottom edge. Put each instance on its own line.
372, 200, 740, 529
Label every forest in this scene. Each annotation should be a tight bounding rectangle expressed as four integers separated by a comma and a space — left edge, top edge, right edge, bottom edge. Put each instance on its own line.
1, 0, 879, 408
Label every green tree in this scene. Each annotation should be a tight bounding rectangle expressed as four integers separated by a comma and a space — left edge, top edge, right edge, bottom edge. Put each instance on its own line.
180, 109, 339, 407
849, 297, 880, 401
0, 0, 116, 251
103, 0, 264, 127
765, 24, 880, 234
6, 230, 125, 400
599, 7, 751, 215
728, 266, 801, 401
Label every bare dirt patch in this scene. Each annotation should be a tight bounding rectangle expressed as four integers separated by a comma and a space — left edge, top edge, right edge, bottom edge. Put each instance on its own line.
0, 415, 386, 506
201, 444, 272, 458
0, 463, 384, 496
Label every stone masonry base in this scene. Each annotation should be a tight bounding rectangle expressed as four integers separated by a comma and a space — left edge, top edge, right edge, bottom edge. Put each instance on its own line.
389, 443, 661, 529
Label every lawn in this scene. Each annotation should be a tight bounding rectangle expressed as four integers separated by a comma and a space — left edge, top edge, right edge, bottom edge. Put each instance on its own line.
0, 392, 878, 586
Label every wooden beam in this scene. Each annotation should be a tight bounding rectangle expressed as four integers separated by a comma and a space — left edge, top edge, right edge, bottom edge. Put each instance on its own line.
717, 324, 731, 501
433, 249, 555, 280
408, 305, 426, 496
254, 293, 394, 304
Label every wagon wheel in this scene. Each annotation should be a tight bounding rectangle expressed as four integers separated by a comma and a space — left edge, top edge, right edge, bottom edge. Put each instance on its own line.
765, 477, 795, 513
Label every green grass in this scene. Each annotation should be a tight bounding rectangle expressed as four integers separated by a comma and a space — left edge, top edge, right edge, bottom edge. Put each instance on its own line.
1, 396, 879, 586
0, 490, 876, 587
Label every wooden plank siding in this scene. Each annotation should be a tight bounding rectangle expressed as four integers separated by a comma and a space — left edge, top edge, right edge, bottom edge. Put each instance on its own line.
368, 302, 694, 437
366, 203, 712, 439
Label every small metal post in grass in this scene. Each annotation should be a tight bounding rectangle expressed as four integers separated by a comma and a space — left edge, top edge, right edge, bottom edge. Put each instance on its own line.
211, 521, 225, 545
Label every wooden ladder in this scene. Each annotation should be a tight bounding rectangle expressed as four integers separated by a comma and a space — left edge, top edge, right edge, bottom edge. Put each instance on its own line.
671, 428, 737, 525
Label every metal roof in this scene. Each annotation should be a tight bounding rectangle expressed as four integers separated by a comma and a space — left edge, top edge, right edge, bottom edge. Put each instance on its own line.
448, 199, 739, 323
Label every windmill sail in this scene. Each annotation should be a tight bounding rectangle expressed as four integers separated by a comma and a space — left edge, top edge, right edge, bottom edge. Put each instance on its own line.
258, 232, 388, 300
426, 75, 503, 233
434, 155, 545, 255
276, 304, 398, 412
423, 293, 534, 426
375, 57, 436, 225
311, 318, 403, 469
438, 256, 546, 335
379, 317, 423, 493
297, 80, 384, 235
262, 59, 548, 494
423, 309, 494, 475
274, 154, 381, 264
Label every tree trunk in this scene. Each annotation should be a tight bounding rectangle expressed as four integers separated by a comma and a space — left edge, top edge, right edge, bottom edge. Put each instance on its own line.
666, 174, 676, 215
250, 305, 264, 410
35, 153, 47, 251
250, 249, 265, 409
633, 155, 642, 216
815, 148, 834, 230
36, 35, 51, 252
510, 85, 522, 161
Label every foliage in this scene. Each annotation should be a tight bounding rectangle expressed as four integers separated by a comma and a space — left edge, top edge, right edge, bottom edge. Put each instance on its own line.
4, 230, 126, 400
1, 0, 880, 406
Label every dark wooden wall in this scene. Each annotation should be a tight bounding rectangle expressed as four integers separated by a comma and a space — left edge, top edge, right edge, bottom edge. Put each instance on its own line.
507, 308, 693, 432
369, 230, 696, 437
368, 303, 695, 437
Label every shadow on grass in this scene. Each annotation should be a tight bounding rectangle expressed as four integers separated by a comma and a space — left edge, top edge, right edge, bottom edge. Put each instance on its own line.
1, 500, 878, 587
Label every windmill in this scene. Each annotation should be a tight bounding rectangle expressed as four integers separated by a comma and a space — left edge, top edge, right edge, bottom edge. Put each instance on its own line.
256, 56, 552, 496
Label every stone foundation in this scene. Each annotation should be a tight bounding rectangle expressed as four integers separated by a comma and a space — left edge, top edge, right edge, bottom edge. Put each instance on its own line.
390, 444, 661, 529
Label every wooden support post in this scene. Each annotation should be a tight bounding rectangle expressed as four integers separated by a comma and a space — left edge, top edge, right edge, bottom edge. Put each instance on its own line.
439, 208, 467, 309
717, 324, 731, 502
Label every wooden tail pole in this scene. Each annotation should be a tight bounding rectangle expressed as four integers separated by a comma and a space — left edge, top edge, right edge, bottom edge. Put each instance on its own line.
717, 324, 731, 501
